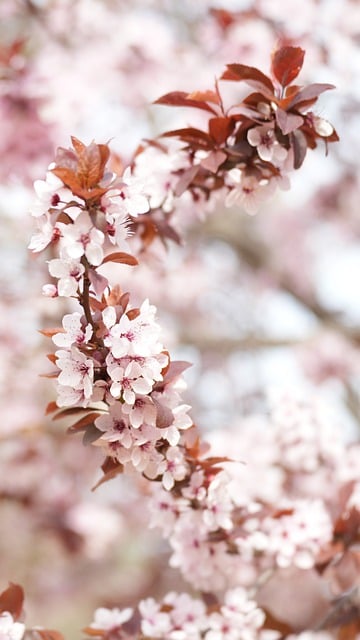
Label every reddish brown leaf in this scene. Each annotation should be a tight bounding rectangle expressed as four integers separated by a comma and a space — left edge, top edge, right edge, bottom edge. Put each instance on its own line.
92, 457, 124, 491
77, 142, 103, 189
161, 127, 213, 149
67, 412, 102, 434
101, 252, 138, 266
53, 407, 93, 421
0, 583, 24, 619
45, 401, 58, 416
209, 117, 235, 144
221, 63, 274, 96
70, 136, 86, 155
154, 91, 217, 115
271, 46, 305, 87
187, 90, 221, 105
39, 328, 63, 338
82, 627, 105, 637
33, 630, 65, 640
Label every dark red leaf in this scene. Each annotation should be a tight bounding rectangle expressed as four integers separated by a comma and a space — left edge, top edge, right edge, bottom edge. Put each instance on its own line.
161, 127, 213, 149
221, 63, 274, 96
0, 583, 24, 619
154, 91, 217, 115
67, 412, 102, 434
153, 398, 174, 429
209, 117, 235, 144
290, 128, 308, 169
271, 46, 305, 87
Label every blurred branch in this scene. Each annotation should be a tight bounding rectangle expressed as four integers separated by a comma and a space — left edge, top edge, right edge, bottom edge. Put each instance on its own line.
200, 215, 360, 346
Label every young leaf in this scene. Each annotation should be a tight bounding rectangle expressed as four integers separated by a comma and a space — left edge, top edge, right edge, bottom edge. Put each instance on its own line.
209, 117, 235, 144
33, 630, 65, 640
154, 91, 217, 115
276, 107, 304, 135
290, 128, 308, 169
101, 252, 138, 266
221, 63, 274, 96
67, 412, 102, 434
271, 46, 305, 87
0, 583, 24, 619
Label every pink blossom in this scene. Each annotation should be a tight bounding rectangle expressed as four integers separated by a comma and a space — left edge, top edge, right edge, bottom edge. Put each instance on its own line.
160, 446, 189, 491
225, 171, 276, 214
89, 606, 133, 633
58, 213, 104, 266
247, 125, 288, 164
55, 347, 94, 401
0, 612, 25, 640
52, 312, 92, 348
47, 258, 85, 297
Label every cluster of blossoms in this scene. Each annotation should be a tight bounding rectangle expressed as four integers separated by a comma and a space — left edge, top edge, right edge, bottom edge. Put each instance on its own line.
85, 588, 267, 640
148, 45, 338, 220
28, 138, 194, 489
24, 46, 360, 640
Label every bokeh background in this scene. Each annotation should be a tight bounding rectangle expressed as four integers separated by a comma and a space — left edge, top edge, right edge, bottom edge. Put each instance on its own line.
0, 0, 359, 634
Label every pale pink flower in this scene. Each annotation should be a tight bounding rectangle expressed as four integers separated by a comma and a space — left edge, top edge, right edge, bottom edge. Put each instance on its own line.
28, 214, 58, 253
122, 395, 157, 428
203, 472, 234, 531
107, 360, 154, 403
0, 612, 25, 640
52, 312, 92, 348
139, 598, 172, 637
90, 607, 133, 633
55, 347, 94, 399
225, 171, 276, 214
30, 168, 68, 218
160, 446, 189, 491
48, 258, 85, 297
95, 404, 133, 448
58, 212, 104, 266
119, 166, 150, 217
247, 125, 288, 163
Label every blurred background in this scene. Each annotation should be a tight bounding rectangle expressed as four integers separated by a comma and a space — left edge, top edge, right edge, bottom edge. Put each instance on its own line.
0, 0, 359, 634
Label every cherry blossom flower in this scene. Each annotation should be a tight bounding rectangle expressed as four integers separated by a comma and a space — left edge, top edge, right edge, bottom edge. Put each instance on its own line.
118, 166, 150, 217
47, 258, 85, 297
29, 168, 69, 218
107, 359, 154, 403
89, 606, 133, 634
95, 404, 134, 449
247, 125, 288, 164
52, 312, 92, 348
58, 212, 104, 266
160, 445, 189, 491
55, 347, 94, 401
0, 612, 25, 640
225, 171, 276, 215
139, 598, 172, 637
